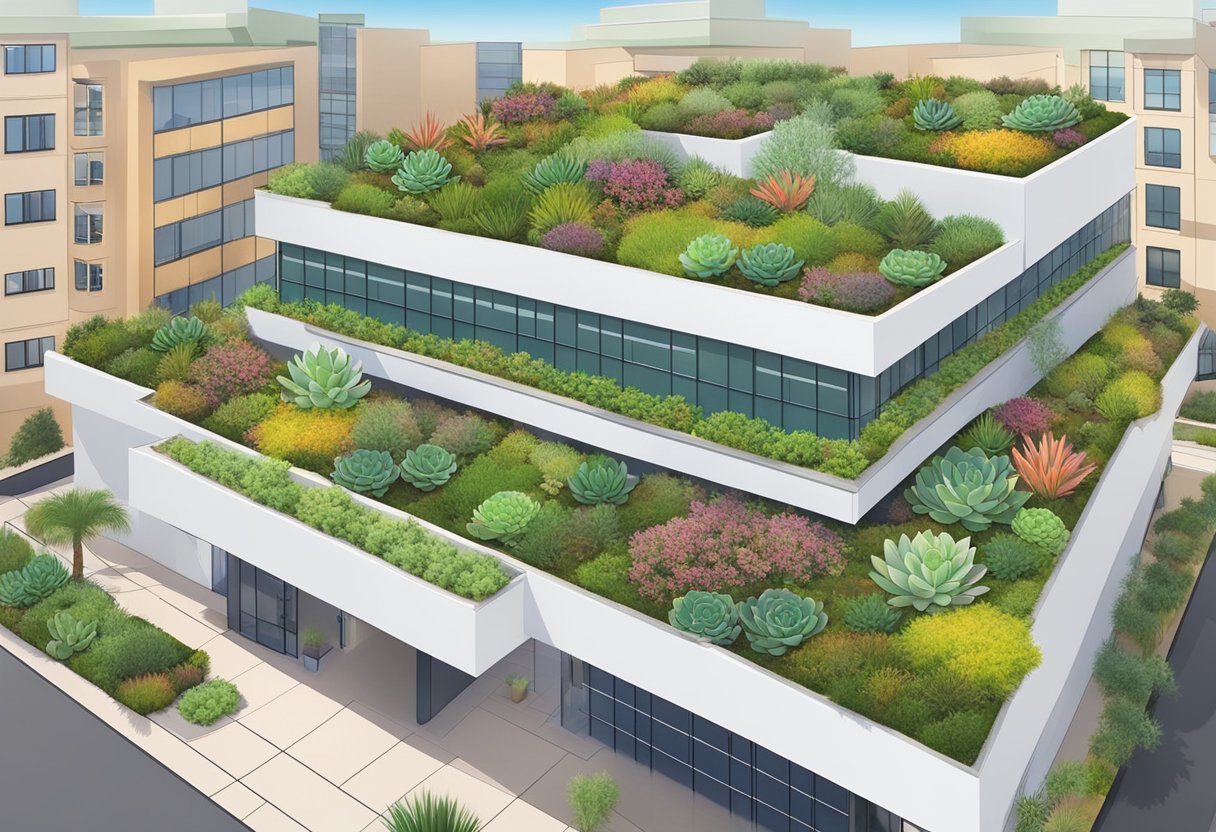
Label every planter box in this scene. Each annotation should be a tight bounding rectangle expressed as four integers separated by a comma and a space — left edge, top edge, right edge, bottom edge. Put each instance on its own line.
641, 128, 769, 176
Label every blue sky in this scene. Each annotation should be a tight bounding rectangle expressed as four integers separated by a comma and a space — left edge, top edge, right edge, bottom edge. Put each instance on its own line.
78, 1, 1056, 46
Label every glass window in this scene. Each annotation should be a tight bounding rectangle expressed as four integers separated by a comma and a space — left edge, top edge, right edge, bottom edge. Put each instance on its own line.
4, 267, 54, 296
1088, 50, 1125, 102
74, 151, 104, 185
1146, 246, 1181, 288
1145, 184, 1181, 230
1145, 127, 1182, 168
5, 336, 55, 371
1144, 68, 1182, 111
4, 189, 55, 225
4, 44, 55, 74
74, 259, 103, 292
73, 202, 103, 244
4, 113, 54, 153
73, 82, 103, 136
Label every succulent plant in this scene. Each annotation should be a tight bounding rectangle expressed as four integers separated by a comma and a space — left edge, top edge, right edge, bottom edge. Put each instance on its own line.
400, 443, 458, 491
962, 413, 1015, 456
277, 345, 372, 410
912, 99, 962, 131
737, 243, 805, 287
364, 139, 405, 173
1001, 94, 1081, 133
668, 590, 741, 645
392, 149, 455, 195
567, 458, 638, 506
869, 530, 988, 611
466, 491, 540, 547
679, 233, 738, 279
905, 446, 1032, 532
45, 611, 97, 660
738, 588, 827, 656
841, 593, 902, 634
0, 554, 69, 607
1012, 507, 1071, 556
522, 155, 587, 195
331, 449, 400, 497
879, 249, 947, 288
150, 316, 206, 353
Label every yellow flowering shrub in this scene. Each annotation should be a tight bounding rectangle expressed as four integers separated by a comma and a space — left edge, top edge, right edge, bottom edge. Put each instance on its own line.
939, 129, 1057, 177
826, 252, 881, 274
896, 604, 1041, 698
626, 75, 688, 106
249, 404, 356, 473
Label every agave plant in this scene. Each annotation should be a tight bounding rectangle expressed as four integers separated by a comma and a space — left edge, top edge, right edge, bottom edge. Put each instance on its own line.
466, 491, 540, 547
679, 233, 738, 279
45, 611, 97, 660
749, 170, 816, 213
1012, 507, 1071, 555
738, 589, 827, 656
912, 98, 962, 131
150, 316, 206, 353
1011, 432, 1097, 499
738, 243, 804, 287
905, 446, 1032, 532
522, 155, 587, 195
392, 149, 455, 195
278, 345, 372, 410
869, 530, 988, 611
364, 139, 405, 173
962, 413, 1015, 456
398, 112, 452, 152
668, 591, 741, 645
458, 111, 508, 152
331, 449, 400, 497
381, 792, 480, 832
879, 249, 947, 288
567, 458, 637, 505
1002, 94, 1081, 133
400, 444, 458, 491
0, 554, 69, 607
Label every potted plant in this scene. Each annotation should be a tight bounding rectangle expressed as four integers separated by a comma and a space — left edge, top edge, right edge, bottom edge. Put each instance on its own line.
506, 673, 529, 703
301, 627, 331, 672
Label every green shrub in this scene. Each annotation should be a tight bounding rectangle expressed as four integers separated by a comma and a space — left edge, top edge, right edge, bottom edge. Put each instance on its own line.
953, 90, 1004, 130
1097, 371, 1160, 420
514, 501, 573, 567
16, 580, 114, 649
529, 441, 584, 496
177, 679, 240, 725
989, 580, 1043, 618
930, 215, 1005, 273
351, 399, 425, 461
108, 625, 192, 686
102, 347, 161, 388
897, 605, 1041, 698
333, 182, 397, 217
617, 474, 701, 537
1093, 640, 1176, 702
429, 454, 541, 533
751, 115, 855, 189
0, 528, 35, 575
639, 102, 688, 132
759, 213, 841, 267
918, 709, 994, 764
200, 392, 277, 443
826, 220, 886, 259
678, 87, 732, 118
1138, 561, 1191, 614
1181, 390, 1216, 423
874, 190, 937, 250
1044, 353, 1113, 400
982, 534, 1045, 581
841, 593, 902, 634
1150, 530, 1202, 565
154, 381, 210, 422
63, 318, 146, 368
1090, 696, 1162, 767
116, 672, 177, 715
568, 772, 619, 832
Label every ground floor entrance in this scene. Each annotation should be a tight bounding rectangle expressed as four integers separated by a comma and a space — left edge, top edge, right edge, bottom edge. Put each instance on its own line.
223, 552, 299, 658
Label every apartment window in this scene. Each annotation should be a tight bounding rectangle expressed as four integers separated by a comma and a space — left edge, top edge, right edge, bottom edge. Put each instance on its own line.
74, 152, 103, 185
3, 44, 55, 75
154, 208, 223, 265
4, 114, 54, 153
4, 189, 55, 225
5, 336, 55, 371
1146, 246, 1181, 288
74, 259, 103, 292
476, 42, 523, 104
1144, 68, 1182, 111
4, 267, 54, 296
73, 203, 103, 244
1144, 127, 1182, 168
1089, 50, 1125, 102
73, 82, 103, 136
1145, 184, 1181, 230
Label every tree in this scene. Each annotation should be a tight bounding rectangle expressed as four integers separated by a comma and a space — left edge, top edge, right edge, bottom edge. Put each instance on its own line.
24, 488, 129, 581
4, 407, 64, 468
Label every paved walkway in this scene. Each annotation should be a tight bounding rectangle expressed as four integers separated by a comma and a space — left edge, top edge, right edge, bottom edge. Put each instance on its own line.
0, 482, 744, 832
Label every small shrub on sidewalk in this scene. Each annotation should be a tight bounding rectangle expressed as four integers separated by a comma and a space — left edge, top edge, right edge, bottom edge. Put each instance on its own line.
178, 679, 240, 726
568, 771, 619, 832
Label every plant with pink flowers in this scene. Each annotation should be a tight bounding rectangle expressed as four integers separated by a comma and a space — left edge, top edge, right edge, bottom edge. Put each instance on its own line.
541, 222, 606, 258
490, 92, 555, 124
627, 496, 846, 601
597, 159, 684, 212
992, 396, 1054, 437
192, 339, 278, 407
798, 268, 897, 314
1052, 128, 1086, 149
684, 108, 776, 140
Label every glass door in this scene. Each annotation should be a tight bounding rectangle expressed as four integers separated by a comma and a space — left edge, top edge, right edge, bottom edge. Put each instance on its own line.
226, 554, 298, 657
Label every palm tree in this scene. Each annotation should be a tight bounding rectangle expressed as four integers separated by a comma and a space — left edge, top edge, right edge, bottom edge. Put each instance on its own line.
24, 488, 129, 581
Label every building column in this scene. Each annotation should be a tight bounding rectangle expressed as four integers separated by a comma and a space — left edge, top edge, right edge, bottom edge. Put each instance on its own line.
415, 649, 474, 725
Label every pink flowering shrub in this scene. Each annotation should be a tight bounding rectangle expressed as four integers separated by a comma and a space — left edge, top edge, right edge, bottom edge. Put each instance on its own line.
192, 339, 278, 407
992, 397, 1054, 436
541, 222, 606, 258
627, 496, 846, 601
1052, 128, 1086, 149
490, 92, 555, 124
683, 109, 776, 140
798, 268, 896, 314
596, 159, 684, 212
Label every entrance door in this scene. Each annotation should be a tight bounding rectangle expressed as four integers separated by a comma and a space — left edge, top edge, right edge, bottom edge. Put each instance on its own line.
226, 554, 298, 657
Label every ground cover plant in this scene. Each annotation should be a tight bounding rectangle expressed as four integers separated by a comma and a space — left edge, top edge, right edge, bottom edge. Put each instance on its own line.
57, 290, 1195, 764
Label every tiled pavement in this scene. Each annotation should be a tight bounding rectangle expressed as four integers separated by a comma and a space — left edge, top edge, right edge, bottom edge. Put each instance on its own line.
0, 481, 747, 832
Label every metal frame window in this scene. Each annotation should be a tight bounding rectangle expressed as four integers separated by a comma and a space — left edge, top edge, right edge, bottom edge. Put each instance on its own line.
1088, 50, 1125, 102
1145, 246, 1181, 288
4, 267, 54, 296
5, 336, 55, 371
1144, 68, 1182, 111
73, 82, 103, 136
73, 202, 103, 244
3, 44, 55, 75
74, 259, 103, 292
152, 66, 293, 133
4, 189, 55, 225
4, 113, 54, 153
153, 252, 276, 314
153, 131, 292, 202
1145, 184, 1181, 230
476, 42, 522, 104
74, 151, 103, 185
1145, 127, 1182, 168
319, 21, 360, 159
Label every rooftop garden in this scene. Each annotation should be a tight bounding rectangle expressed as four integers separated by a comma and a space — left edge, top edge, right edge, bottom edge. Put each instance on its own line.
58, 288, 1197, 764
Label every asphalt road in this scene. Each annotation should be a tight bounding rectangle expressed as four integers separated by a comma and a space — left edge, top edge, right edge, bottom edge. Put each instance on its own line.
0, 645, 250, 832
1093, 537, 1216, 832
